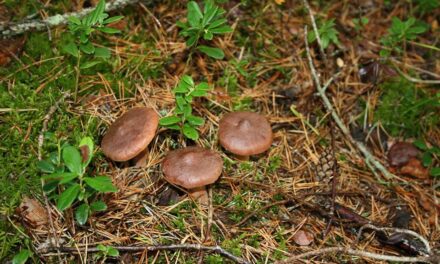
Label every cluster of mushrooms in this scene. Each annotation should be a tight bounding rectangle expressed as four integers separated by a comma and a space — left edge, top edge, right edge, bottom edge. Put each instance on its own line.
101, 107, 273, 204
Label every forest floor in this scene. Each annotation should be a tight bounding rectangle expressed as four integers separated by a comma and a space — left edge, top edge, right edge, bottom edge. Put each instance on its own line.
0, 0, 439, 263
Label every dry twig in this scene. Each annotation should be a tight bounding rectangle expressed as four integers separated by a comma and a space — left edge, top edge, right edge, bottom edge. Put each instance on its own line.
39, 244, 250, 264
303, 26, 397, 181
275, 247, 438, 264
0, 0, 145, 38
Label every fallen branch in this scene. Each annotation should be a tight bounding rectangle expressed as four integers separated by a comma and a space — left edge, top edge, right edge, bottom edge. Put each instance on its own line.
303, 26, 397, 181
37, 92, 71, 262
38, 244, 250, 264
0, 0, 143, 38
275, 247, 439, 264
302, 0, 326, 61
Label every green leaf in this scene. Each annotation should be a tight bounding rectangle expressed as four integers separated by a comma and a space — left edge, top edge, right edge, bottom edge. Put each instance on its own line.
413, 139, 428, 150
186, 35, 198, 47
62, 146, 82, 175
63, 42, 79, 57
42, 172, 76, 181
187, 1, 203, 27
90, 200, 107, 212
107, 247, 119, 257
207, 18, 227, 29
12, 249, 30, 264
79, 137, 94, 166
80, 42, 95, 54
187, 115, 205, 126
68, 16, 82, 25
75, 203, 89, 225
94, 47, 111, 58
210, 25, 233, 34
174, 82, 190, 93
97, 244, 107, 252
197, 45, 224, 59
202, 1, 218, 26
195, 82, 209, 91
203, 31, 213, 40
37, 160, 55, 173
84, 176, 117, 193
176, 96, 187, 109
103, 15, 124, 25
183, 124, 199, 140
431, 167, 440, 177
88, 0, 106, 26
181, 75, 194, 87
98, 27, 121, 34
57, 184, 80, 211
422, 152, 432, 167
190, 90, 208, 97
59, 173, 79, 184
159, 116, 181, 126
80, 60, 101, 69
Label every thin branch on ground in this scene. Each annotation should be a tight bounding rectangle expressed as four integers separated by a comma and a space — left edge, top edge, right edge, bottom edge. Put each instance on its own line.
37, 92, 71, 262
0, 0, 145, 38
303, 26, 397, 181
38, 244, 250, 264
390, 60, 440, 84
274, 247, 439, 264
302, 0, 326, 61
356, 224, 432, 255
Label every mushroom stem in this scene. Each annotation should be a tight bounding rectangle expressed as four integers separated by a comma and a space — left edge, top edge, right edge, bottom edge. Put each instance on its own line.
132, 149, 148, 167
188, 186, 209, 205
235, 155, 249, 161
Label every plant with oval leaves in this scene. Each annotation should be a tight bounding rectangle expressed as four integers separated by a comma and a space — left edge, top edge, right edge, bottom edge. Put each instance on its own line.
159, 75, 210, 140
177, 0, 233, 59
62, 0, 123, 96
37, 137, 117, 225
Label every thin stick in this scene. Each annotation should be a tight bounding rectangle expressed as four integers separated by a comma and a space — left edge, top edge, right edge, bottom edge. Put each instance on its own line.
39, 244, 250, 264
275, 247, 437, 264
0, 0, 145, 38
390, 61, 440, 84
37, 92, 71, 262
302, 0, 326, 61
303, 26, 397, 181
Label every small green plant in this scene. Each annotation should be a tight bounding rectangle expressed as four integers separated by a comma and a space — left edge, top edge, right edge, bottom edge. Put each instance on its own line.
380, 17, 427, 57
413, 140, 440, 177
12, 249, 30, 264
308, 19, 340, 49
373, 78, 439, 138
415, 0, 440, 14
352, 17, 369, 32
62, 0, 123, 96
159, 75, 210, 140
94, 244, 119, 262
64, 0, 123, 61
37, 137, 117, 225
177, 0, 233, 59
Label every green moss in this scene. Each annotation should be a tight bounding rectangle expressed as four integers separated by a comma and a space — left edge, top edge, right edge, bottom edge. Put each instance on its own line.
374, 77, 439, 138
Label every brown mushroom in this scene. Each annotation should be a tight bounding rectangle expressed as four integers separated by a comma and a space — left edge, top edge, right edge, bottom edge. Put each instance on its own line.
218, 111, 273, 160
162, 147, 223, 205
101, 107, 158, 166
387, 142, 420, 168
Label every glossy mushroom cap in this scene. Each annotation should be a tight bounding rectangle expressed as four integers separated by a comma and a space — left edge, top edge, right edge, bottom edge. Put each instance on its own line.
162, 147, 223, 189
218, 111, 273, 156
101, 107, 159, 162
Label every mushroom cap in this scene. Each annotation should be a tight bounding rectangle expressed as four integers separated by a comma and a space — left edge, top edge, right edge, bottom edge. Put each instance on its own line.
162, 147, 223, 189
218, 111, 273, 156
101, 107, 158, 161
387, 142, 419, 167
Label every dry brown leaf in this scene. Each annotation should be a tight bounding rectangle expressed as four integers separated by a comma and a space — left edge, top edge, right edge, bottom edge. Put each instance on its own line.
400, 158, 429, 179
16, 196, 48, 228
293, 230, 314, 246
